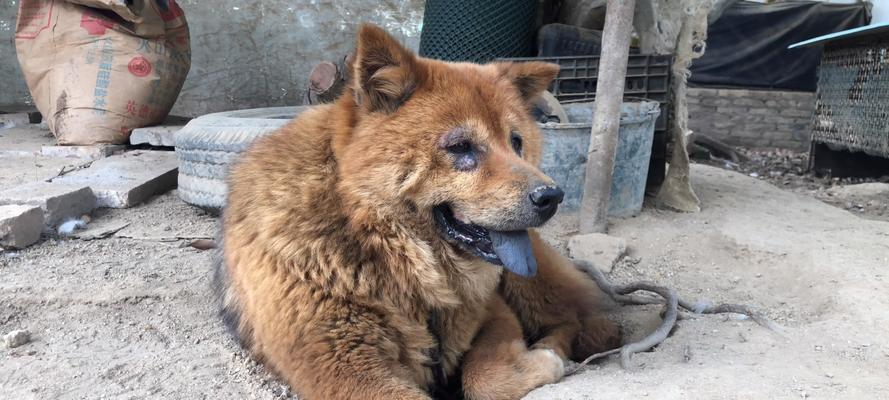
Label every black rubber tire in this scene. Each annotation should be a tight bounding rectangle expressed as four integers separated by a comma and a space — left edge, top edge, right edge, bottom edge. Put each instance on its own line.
174, 106, 310, 210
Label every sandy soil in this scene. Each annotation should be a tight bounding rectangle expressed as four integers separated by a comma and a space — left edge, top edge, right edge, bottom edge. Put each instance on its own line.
2, 164, 888, 399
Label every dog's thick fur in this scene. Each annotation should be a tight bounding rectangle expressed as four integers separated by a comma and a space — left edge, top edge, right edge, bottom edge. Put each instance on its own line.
217, 25, 620, 400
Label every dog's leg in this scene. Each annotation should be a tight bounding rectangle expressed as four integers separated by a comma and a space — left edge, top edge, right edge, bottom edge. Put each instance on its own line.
500, 231, 621, 361
461, 296, 565, 400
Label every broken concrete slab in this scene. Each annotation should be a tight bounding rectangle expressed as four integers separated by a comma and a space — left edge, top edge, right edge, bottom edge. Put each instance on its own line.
0, 205, 43, 249
568, 232, 627, 273
130, 124, 183, 147
0, 182, 95, 227
0, 113, 31, 128
0, 125, 56, 156
41, 145, 126, 160
53, 150, 178, 208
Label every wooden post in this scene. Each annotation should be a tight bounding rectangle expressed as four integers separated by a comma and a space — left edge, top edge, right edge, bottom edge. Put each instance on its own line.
579, 0, 636, 233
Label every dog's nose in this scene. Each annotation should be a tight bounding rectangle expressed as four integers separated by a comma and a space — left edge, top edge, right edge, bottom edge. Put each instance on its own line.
529, 186, 564, 216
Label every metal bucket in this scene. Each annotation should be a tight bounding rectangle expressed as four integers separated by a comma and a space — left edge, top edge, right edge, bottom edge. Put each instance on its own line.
538, 101, 660, 217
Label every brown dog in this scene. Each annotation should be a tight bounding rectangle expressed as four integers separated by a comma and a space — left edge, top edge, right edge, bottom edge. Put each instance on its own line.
216, 24, 620, 400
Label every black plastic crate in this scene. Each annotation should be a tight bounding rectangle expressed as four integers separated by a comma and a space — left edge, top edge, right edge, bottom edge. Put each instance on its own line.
500, 54, 672, 191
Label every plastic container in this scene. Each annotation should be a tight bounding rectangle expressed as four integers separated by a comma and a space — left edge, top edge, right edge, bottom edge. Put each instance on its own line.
538, 101, 660, 217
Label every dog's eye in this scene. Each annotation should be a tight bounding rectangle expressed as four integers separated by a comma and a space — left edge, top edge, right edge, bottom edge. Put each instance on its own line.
510, 132, 523, 156
446, 140, 477, 171
447, 140, 472, 155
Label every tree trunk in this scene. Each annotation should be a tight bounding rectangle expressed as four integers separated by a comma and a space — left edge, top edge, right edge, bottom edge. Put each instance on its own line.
579, 0, 637, 234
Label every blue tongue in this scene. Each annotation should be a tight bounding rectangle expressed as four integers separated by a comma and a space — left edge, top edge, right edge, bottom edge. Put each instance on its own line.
489, 230, 537, 277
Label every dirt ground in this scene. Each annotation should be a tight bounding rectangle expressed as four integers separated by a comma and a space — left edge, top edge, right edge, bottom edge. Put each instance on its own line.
2, 164, 888, 399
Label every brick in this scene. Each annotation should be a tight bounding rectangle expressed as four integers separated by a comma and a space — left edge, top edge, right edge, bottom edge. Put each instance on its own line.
705, 98, 730, 107
779, 109, 812, 118
716, 106, 749, 114
734, 127, 767, 138
41, 145, 126, 160
748, 108, 774, 115
795, 100, 815, 109
732, 97, 765, 107
747, 122, 778, 130
568, 233, 626, 273
0, 205, 42, 249
130, 124, 183, 147
764, 115, 801, 125
779, 91, 813, 101
53, 150, 178, 208
713, 120, 735, 129
689, 104, 718, 113
717, 89, 752, 97
729, 113, 764, 123
777, 122, 810, 131
0, 182, 95, 228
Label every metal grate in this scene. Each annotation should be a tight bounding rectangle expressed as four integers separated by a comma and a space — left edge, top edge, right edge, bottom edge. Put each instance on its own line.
812, 39, 889, 158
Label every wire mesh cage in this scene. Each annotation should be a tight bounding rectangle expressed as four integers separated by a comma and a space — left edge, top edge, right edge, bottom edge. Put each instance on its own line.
811, 36, 889, 158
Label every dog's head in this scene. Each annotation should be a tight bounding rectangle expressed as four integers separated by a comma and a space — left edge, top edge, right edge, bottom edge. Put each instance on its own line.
336, 24, 562, 277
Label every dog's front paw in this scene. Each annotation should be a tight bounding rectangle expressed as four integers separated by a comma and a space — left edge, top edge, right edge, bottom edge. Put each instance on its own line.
523, 348, 565, 385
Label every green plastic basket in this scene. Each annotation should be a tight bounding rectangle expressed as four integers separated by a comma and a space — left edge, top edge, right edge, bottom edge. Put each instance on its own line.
419, 0, 537, 63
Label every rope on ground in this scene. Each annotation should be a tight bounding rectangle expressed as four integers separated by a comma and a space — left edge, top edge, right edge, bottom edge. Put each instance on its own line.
566, 260, 781, 375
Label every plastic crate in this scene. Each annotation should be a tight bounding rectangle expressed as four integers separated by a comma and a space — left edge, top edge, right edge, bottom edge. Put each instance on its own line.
500, 54, 672, 191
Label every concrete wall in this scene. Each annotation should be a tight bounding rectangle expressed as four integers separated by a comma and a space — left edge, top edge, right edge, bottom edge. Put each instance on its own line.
0, 0, 425, 116
687, 87, 815, 150
0, 2, 32, 107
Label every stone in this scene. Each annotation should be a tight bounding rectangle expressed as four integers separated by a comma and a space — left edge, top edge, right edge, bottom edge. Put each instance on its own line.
130, 124, 183, 147
53, 150, 178, 208
0, 182, 96, 227
41, 145, 126, 160
0, 205, 43, 249
567, 233, 627, 273
4, 329, 31, 348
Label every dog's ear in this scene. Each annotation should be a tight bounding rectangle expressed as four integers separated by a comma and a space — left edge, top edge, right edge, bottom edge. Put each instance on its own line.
496, 62, 560, 103
352, 24, 421, 114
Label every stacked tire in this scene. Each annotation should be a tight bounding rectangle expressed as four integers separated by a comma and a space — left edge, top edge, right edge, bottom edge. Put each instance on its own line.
174, 106, 309, 211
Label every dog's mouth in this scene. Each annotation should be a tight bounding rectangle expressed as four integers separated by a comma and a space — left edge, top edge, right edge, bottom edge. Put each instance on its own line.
432, 205, 537, 277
